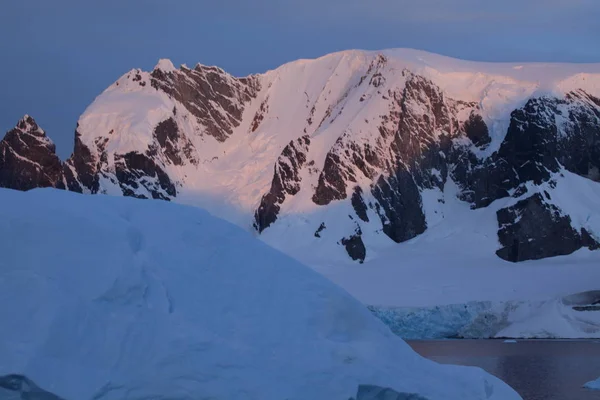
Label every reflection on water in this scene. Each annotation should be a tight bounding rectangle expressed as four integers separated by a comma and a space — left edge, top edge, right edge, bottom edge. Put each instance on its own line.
408, 340, 600, 400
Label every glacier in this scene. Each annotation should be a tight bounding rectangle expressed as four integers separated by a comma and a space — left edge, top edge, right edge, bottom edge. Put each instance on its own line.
0, 188, 521, 400
370, 289, 600, 339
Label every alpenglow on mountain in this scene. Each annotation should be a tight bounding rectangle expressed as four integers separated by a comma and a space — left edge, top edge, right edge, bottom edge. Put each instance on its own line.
1, 49, 600, 264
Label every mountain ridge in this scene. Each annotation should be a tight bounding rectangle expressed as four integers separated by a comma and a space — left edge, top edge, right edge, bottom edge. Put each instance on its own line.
1, 48, 599, 266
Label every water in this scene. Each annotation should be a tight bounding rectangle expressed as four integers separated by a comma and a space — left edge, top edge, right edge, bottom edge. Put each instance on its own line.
408, 340, 600, 400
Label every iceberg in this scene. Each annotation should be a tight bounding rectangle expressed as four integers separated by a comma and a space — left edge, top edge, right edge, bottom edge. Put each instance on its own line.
584, 377, 600, 391
0, 188, 521, 400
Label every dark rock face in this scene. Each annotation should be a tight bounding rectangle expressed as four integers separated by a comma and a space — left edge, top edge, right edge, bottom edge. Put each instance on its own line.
250, 98, 269, 132
313, 149, 349, 205
150, 64, 260, 142
454, 90, 600, 208
372, 168, 426, 243
0, 116, 65, 191
254, 135, 311, 232
341, 231, 366, 263
114, 151, 176, 200
464, 112, 491, 148
314, 222, 326, 238
496, 193, 598, 262
351, 186, 369, 222
582, 228, 600, 250
152, 117, 196, 166
310, 74, 469, 247
64, 129, 99, 193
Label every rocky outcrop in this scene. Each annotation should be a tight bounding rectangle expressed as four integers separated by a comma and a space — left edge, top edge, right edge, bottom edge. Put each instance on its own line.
0, 116, 65, 191
453, 90, 600, 208
114, 151, 176, 200
351, 186, 369, 222
63, 127, 99, 193
463, 111, 491, 148
496, 193, 599, 262
151, 117, 196, 166
309, 74, 478, 258
254, 135, 311, 232
372, 168, 426, 243
341, 230, 366, 263
314, 222, 326, 238
150, 63, 260, 142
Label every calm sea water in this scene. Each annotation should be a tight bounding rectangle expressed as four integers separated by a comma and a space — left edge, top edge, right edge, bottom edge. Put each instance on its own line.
407, 340, 600, 400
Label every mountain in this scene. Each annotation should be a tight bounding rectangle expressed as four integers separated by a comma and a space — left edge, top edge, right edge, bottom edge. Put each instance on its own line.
0, 188, 520, 400
2, 49, 600, 267
0, 115, 65, 190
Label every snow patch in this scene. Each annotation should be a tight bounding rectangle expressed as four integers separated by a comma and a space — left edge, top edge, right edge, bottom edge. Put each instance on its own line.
154, 58, 176, 73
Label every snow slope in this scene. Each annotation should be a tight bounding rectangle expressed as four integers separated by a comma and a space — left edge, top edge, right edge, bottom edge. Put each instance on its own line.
310, 172, 600, 307
69, 48, 600, 264
76, 48, 600, 224
318, 172, 600, 339
0, 188, 521, 400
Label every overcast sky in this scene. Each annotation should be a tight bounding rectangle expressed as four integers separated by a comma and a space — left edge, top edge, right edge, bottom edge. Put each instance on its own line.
2, 0, 599, 157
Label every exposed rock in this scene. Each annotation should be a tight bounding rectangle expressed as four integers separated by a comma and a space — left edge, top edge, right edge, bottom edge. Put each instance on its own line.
351, 186, 369, 222
341, 230, 366, 263
454, 91, 600, 208
314, 222, 326, 238
150, 64, 260, 142
250, 98, 269, 132
581, 228, 600, 250
496, 193, 595, 262
254, 136, 311, 232
152, 117, 196, 166
0, 116, 65, 191
573, 305, 600, 312
463, 111, 491, 148
313, 149, 349, 205
64, 128, 99, 193
153, 118, 182, 165
114, 152, 176, 200
372, 168, 426, 243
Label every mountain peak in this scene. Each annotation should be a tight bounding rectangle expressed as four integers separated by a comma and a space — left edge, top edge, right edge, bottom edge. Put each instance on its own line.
1, 49, 600, 268
16, 114, 45, 136
0, 115, 64, 191
154, 58, 176, 73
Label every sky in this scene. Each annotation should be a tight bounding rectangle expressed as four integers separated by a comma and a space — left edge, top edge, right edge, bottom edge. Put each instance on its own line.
1, 0, 599, 158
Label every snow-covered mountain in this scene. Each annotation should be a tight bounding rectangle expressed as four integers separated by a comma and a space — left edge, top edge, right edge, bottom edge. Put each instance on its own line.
0, 188, 521, 400
2, 49, 600, 267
